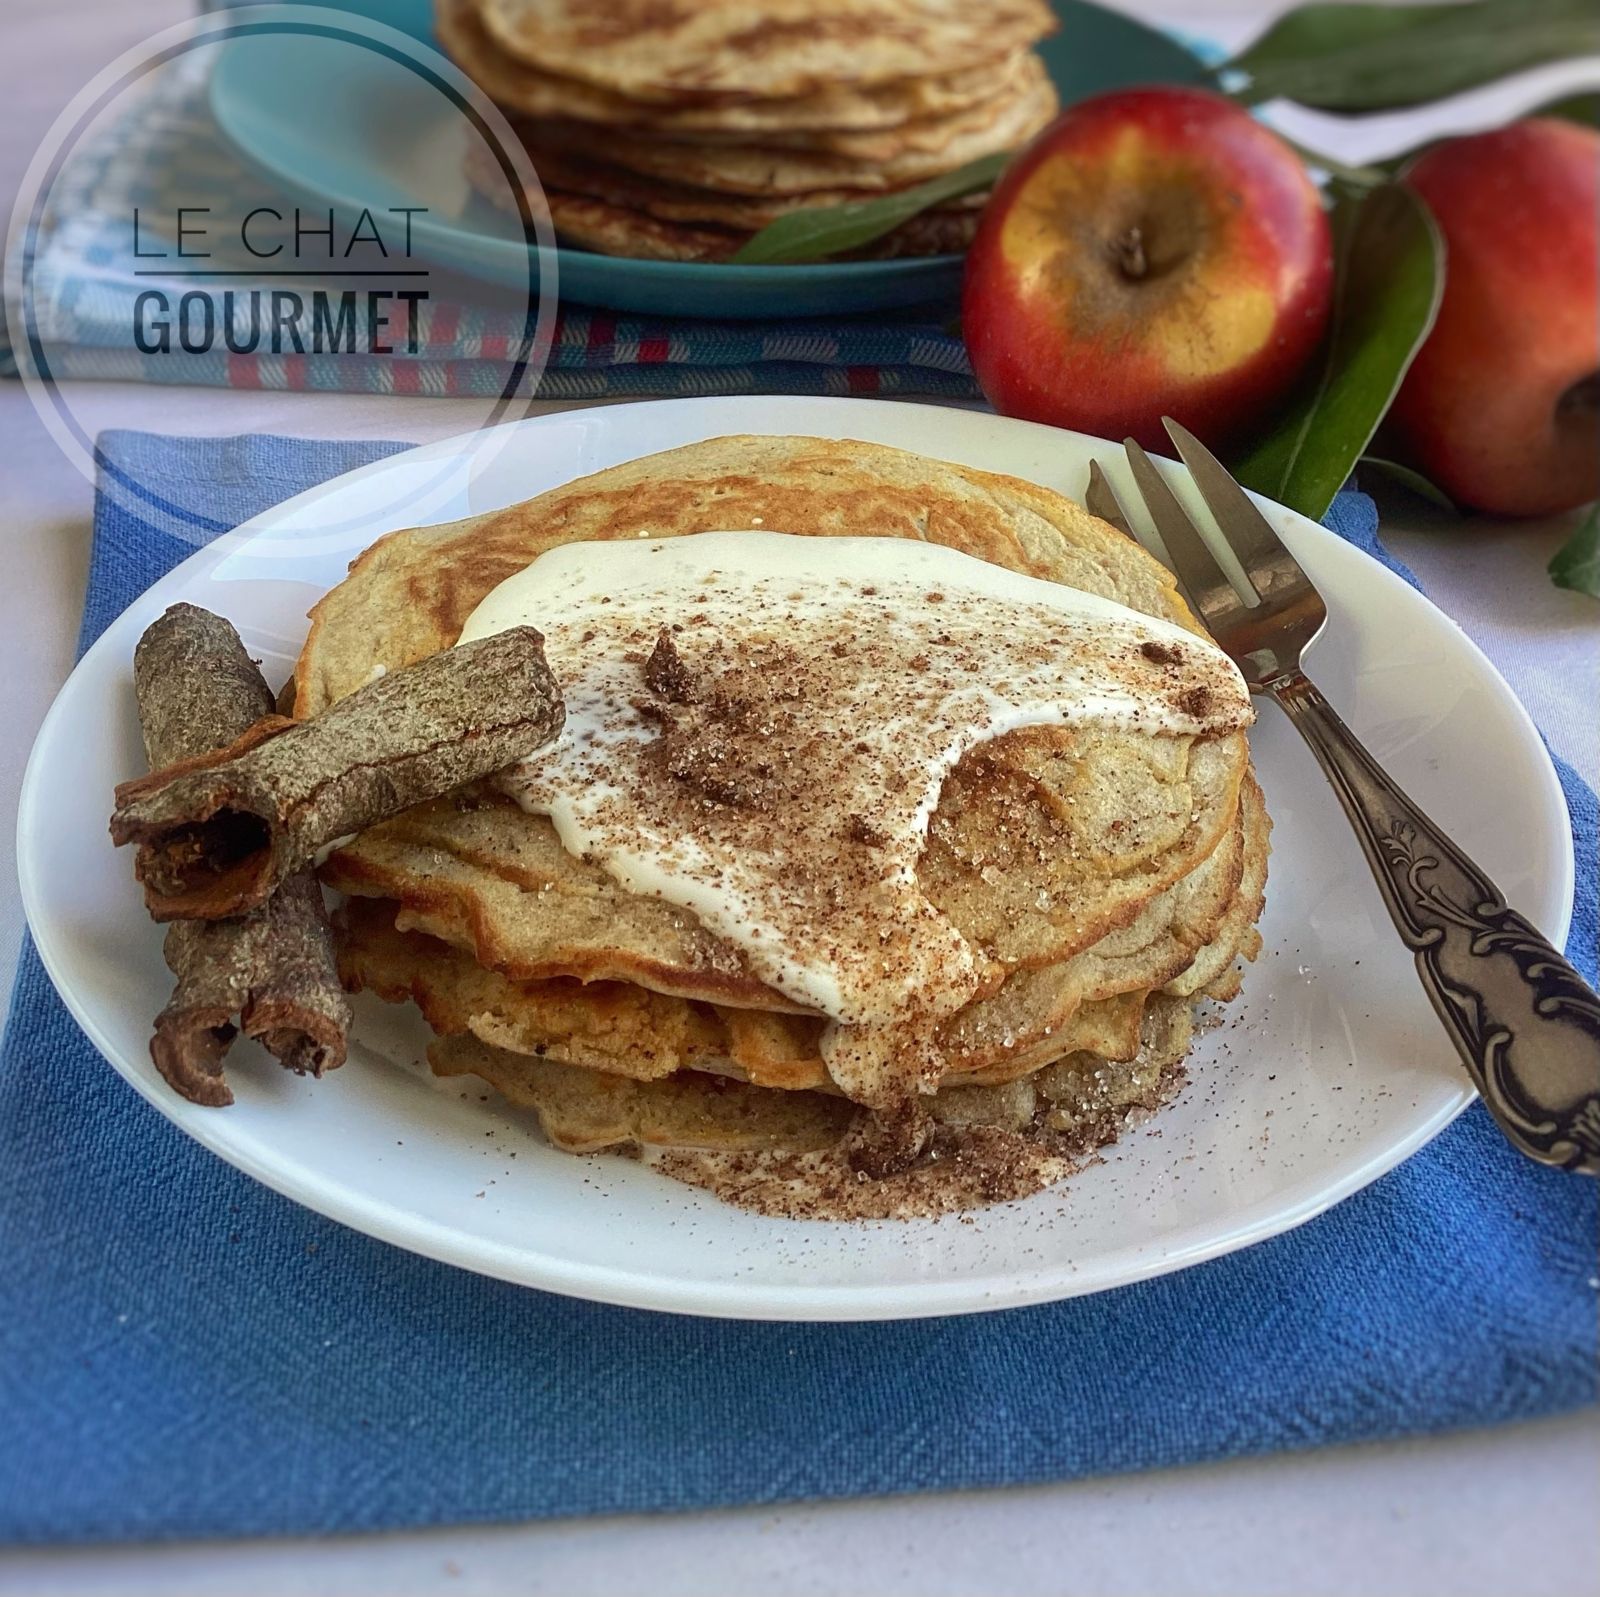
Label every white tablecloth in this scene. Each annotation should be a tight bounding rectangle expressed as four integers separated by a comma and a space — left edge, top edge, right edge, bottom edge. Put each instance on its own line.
2, 2, 1596, 1593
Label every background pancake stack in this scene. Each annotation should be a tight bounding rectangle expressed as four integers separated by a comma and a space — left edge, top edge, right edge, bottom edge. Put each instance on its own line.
438, 0, 1061, 261
295, 436, 1271, 1219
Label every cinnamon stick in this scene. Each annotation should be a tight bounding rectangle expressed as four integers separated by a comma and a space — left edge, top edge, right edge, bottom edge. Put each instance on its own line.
131, 604, 350, 1105
112, 624, 563, 921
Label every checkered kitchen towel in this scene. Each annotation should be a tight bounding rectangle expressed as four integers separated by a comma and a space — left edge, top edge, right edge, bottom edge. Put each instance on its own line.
0, 56, 978, 402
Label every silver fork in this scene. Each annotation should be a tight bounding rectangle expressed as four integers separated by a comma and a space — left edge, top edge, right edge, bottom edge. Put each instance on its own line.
1087, 417, 1600, 1175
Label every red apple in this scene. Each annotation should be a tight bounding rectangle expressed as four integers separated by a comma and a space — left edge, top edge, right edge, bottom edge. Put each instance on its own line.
1389, 119, 1600, 517
962, 86, 1333, 451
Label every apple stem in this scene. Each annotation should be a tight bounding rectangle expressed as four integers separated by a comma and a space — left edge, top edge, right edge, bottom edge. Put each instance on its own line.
1112, 226, 1148, 281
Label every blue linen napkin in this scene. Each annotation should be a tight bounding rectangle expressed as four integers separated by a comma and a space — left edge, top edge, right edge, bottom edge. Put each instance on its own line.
0, 432, 1594, 1546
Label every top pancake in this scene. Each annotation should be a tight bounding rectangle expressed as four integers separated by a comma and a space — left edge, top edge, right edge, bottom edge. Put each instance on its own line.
438, 0, 1022, 134
476, 0, 1059, 103
295, 435, 1206, 719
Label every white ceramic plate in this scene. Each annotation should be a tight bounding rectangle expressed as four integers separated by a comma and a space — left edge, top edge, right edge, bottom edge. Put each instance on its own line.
19, 397, 1573, 1321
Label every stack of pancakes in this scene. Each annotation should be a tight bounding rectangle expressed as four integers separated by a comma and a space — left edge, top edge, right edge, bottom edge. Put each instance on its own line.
295, 437, 1269, 1218
439, 0, 1061, 261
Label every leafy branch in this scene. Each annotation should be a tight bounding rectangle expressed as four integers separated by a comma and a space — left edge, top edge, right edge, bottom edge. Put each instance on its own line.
1233, 184, 1443, 522
1551, 504, 1600, 598
730, 154, 1006, 265
1216, 0, 1600, 113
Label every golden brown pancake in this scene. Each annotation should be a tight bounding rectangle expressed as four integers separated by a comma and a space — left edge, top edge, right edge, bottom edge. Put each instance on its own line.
468, 159, 981, 263
508, 62, 1055, 196
472, 139, 989, 228
475, 0, 1057, 103
295, 436, 1211, 715
438, 0, 1024, 135
301, 436, 1258, 1067
428, 990, 1198, 1220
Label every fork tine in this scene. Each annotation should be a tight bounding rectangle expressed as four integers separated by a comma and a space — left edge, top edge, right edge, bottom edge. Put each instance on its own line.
1161, 418, 1293, 600
1122, 438, 1247, 629
1087, 459, 1180, 586
1084, 459, 1134, 538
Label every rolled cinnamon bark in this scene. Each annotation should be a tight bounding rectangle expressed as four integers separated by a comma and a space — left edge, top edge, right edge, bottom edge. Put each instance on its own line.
112, 624, 563, 921
134, 603, 277, 771
153, 876, 349, 1105
131, 604, 350, 1105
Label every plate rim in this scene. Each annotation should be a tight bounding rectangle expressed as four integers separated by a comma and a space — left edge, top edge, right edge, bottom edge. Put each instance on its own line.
18, 396, 1576, 1320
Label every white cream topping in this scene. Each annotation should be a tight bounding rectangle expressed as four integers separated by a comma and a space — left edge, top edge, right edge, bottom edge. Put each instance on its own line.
458, 531, 1250, 1106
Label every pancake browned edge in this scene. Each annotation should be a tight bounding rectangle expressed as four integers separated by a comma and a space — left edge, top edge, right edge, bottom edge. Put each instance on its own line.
439, 0, 1059, 261
464, 141, 984, 263
302, 434, 1271, 1220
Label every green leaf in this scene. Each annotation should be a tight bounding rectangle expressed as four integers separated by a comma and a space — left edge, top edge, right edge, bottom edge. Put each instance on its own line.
1550, 503, 1600, 598
1279, 138, 1392, 191
1359, 456, 1458, 511
1220, 0, 1600, 113
1524, 88, 1600, 128
729, 153, 1008, 265
1233, 184, 1444, 522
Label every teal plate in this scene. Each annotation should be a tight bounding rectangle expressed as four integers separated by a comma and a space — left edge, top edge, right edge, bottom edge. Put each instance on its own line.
206, 1, 1205, 318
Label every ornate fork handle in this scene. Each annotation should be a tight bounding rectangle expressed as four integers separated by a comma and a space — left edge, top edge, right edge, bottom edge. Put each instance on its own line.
1274, 670, 1600, 1174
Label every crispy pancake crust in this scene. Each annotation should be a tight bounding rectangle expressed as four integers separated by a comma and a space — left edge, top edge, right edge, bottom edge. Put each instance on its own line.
321, 722, 1246, 1008
439, 0, 1026, 133
427, 991, 1196, 1220
475, 0, 1057, 103
507, 60, 1057, 195
336, 771, 1270, 1093
471, 166, 981, 262
295, 435, 1214, 716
